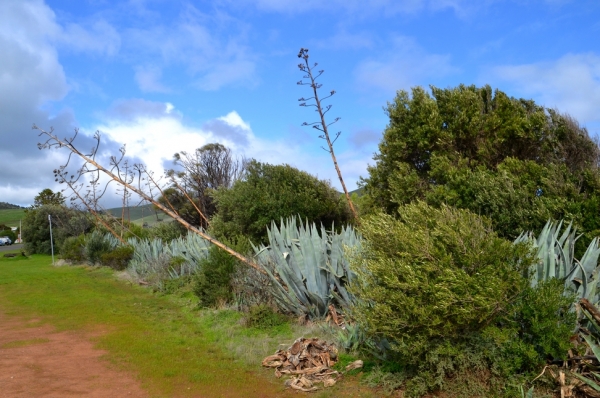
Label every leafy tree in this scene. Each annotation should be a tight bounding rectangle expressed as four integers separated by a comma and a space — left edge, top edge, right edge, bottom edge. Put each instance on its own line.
161, 143, 247, 228
210, 160, 352, 244
23, 204, 92, 254
362, 84, 600, 239
33, 188, 66, 208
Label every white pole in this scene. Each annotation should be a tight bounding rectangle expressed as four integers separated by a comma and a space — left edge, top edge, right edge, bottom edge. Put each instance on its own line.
19, 219, 22, 243
48, 214, 55, 265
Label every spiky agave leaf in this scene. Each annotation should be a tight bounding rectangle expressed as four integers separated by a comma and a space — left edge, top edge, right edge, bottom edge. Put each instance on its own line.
253, 216, 361, 319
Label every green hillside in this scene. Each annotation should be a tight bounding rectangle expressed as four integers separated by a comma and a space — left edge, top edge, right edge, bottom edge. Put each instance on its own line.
0, 208, 26, 227
104, 204, 172, 226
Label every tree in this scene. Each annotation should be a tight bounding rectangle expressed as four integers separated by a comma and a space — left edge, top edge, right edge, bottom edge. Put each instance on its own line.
33, 188, 66, 208
162, 143, 247, 229
210, 160, 353, 244
22, 204, 92, 254
362, 84, 600, 239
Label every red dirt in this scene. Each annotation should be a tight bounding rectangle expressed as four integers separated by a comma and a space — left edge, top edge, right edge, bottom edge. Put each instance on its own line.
0, 312, 148, 398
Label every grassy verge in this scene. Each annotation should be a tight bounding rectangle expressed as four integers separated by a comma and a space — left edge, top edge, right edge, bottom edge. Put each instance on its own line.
0, 253, 378, 397
0, 253, 284, 397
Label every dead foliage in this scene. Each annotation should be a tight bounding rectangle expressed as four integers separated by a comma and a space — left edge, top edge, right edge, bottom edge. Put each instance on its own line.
262, 337, 362, 392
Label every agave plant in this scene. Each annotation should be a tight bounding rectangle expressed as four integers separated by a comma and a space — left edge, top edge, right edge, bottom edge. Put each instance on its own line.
252, 217, 361, 319
514, 220, 600, 306
127, 232, 211, 282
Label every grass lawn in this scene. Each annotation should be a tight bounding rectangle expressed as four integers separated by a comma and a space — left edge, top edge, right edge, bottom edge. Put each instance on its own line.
0, 208, 26, 227
0, 253, 377, 398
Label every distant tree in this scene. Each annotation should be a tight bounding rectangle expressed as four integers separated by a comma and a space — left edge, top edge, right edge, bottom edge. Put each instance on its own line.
210, 160, 353, 244
33, 188, 66, 208
362, 84, 600, 239
162, 143, 247, 229
23, 204, 92, 255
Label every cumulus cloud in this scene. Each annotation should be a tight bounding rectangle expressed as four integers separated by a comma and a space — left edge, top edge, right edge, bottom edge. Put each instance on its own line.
0, 0, 123, 206
93, 107, 368, 197
106, 99, 179, 121
488, 53, 600, 124
354, 36, 458, 94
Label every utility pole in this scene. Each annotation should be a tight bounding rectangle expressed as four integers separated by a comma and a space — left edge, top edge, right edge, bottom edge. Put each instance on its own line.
48, 214, 54, 265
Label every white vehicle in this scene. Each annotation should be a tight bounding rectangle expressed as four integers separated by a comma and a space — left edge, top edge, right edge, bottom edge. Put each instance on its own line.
0, 236, 12, 245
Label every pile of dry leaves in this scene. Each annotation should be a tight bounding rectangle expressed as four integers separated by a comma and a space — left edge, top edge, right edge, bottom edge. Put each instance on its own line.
262, 337, 362, 392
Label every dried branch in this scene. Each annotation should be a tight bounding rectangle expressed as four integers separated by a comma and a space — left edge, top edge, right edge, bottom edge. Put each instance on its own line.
34, 124, 269, 276
297, 48, 359, 222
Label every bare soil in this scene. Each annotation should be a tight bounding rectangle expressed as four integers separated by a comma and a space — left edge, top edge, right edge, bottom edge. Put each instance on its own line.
0, 312, 148, 398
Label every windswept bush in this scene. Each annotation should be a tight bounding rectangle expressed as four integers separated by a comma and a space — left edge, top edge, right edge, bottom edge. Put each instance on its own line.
348, 202, 574, 396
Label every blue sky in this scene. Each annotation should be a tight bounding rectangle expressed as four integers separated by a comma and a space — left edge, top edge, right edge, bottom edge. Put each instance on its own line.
1, 0, 599, 207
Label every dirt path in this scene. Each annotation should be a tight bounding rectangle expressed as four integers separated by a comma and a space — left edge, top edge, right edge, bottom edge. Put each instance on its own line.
0, 312, 148, 398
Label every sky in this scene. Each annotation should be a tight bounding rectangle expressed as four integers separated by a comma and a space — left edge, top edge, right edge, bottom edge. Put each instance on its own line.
1, 0, 599, 208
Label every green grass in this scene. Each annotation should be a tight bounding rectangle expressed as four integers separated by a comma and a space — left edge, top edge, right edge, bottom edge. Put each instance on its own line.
0, 208, 26, 227
104, 204, 172, 226
0, 254, 284, 397
0, 253, 378, 397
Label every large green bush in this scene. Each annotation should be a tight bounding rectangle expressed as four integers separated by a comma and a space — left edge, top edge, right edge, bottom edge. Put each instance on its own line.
349, 202, 531, 355
348, 202, 575, 396
362, 84, 600, 240
23, 204, 92, 255
210, 160, 352, 244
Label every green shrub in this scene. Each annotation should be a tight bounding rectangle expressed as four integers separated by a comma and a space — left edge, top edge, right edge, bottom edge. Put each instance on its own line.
193, 243, 241, 307
349, 202, 532, 356
100, 245, 134, 270
210, 160, 352, 244
147, 221, 185, 242
60, 234, 86, 263
246, 304, 286, 329
348, 202, 575, 397
85, 231, 114, 265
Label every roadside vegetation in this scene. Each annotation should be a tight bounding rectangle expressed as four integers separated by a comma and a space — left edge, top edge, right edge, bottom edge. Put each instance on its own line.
16, 49, 600, 397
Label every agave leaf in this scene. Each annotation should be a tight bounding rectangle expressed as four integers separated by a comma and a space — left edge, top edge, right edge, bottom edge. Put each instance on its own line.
571, 372, 600, 392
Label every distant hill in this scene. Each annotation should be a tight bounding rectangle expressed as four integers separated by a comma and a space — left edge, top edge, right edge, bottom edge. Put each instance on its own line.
0, 208, 26, 227
0, 202, 25, 210
104, 204, 172, 226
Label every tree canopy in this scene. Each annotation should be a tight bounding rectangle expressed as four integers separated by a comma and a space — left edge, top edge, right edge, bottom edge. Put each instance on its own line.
33, 188, 66, 208
161, 143, 247, 229
362, 84, 600, 239
210, 160, 352, 244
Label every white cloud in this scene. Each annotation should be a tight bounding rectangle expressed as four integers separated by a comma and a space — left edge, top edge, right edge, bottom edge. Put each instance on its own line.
93, 108, 368, 201
488, 53, 600, 124
354, 36, 458, 93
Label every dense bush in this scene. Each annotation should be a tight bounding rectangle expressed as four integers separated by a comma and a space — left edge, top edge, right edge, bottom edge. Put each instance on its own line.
23, 204, 92, 255
210, 160, 352, 244
100, 245, 134, 270
146, 221, 186, 242
246, 304, 287, 329
193, 240, 248, 308
362, 84, 600, 240
60, 234, 86, 263
348, 202, 575, 396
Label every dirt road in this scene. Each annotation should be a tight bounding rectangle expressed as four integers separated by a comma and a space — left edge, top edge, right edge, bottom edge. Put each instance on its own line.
0, 312, 148, 398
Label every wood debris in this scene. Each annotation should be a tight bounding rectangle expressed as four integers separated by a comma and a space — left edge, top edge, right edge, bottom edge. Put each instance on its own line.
263, 337, 361, 391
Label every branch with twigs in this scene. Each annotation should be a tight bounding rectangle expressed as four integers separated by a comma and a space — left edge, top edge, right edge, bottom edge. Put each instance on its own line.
34, 124, 269, 277
297, 47, 359, 223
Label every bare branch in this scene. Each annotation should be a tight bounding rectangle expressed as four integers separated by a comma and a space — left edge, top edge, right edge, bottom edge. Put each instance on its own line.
296, 48, 359, 222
